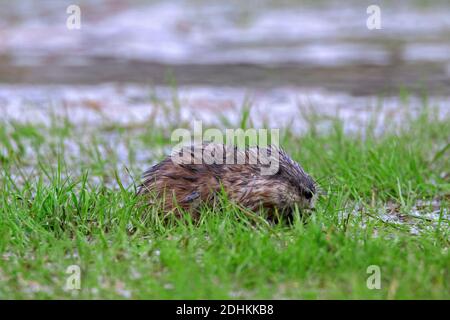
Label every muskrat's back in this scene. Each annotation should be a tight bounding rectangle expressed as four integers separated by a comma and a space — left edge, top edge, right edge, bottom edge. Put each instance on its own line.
137, 143, 316, 219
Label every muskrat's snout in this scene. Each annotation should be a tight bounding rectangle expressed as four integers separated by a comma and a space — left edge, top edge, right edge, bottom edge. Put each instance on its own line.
289, 178, 317, 221
296, 182, 317, 211
275, 154, 317, 212
302, 177, 317, 209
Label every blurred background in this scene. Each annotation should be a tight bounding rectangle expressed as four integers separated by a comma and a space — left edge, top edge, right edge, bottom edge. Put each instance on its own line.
0, 0, 449, 129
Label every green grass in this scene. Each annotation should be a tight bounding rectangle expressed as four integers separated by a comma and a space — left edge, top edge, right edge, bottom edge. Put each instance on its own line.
0, 102, 449, 299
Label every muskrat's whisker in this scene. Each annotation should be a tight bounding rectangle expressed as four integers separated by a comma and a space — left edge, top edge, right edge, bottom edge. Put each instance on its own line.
314, 174, 337, 184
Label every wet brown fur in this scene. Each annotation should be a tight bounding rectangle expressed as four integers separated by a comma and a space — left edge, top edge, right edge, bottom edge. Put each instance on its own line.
137, 143, 316, 220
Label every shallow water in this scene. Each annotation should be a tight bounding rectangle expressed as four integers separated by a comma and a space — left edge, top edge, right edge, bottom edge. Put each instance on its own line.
1, 0, 450, 96
1, 1, 450, 131
1, 83, 449, 134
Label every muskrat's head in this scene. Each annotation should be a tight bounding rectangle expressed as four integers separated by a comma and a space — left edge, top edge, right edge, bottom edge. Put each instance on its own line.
267, 148, 317, 213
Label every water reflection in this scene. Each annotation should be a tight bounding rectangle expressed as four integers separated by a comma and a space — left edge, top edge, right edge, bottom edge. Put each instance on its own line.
0, 0, 450, 95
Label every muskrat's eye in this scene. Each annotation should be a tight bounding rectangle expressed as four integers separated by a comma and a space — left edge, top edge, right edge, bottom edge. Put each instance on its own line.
303, 190, 313, 200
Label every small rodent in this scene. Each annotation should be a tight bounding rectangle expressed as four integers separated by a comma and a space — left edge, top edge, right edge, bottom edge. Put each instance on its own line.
137, 143, 316, 221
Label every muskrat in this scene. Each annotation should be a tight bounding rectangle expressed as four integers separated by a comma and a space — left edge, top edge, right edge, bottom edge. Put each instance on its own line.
137, 143, 316, 221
